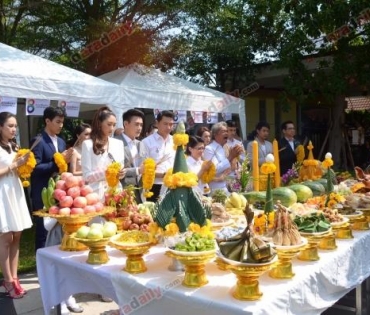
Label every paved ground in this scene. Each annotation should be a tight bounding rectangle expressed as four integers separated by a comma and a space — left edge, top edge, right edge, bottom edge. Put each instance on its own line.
0, 272, 119, 315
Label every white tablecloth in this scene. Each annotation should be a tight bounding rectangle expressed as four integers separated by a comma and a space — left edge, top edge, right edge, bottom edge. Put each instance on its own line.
36, 230, 370, 315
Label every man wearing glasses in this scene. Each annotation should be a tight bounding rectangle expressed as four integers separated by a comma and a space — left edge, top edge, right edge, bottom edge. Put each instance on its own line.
278, 121, 300, 175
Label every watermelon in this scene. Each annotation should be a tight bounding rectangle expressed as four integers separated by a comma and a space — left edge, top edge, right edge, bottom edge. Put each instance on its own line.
313, 179, 328, 192
272, 187, 297, 207
302, 181, 326, 196
288, 184, 313, 202
242, 191, 266, 204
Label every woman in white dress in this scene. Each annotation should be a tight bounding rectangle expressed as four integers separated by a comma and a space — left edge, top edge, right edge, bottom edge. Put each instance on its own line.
69, 123, 91, 176
0, 112, 33, 299
186, 136, 212, 196
81, 107, 126, 200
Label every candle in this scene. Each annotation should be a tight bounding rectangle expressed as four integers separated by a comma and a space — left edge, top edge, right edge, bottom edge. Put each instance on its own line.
273, 139, 281, 188
252, 140, 259, 191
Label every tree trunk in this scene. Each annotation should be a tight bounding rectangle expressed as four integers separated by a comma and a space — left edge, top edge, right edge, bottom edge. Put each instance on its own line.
328, 95, 346, 170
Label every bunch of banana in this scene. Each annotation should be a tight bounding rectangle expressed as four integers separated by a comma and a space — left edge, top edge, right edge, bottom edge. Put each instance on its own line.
41, 177, 57, 210
224, 192, 247, 215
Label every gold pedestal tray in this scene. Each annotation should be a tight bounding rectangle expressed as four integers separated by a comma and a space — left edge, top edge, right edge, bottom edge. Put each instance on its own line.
358, 209, 370, 223
318, 231, 337, 250
215, 255, 275, 301
70, 234, 111, 264
297, 230, 330, 261
33, 207, 115, 251
166, 249, 216, 288
333, 222, 354, 239
269, 238, 308, 279
110, 232, 151, 274
351, 216, 369, 230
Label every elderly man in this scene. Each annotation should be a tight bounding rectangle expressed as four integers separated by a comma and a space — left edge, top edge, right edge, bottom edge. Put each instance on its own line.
203, 122, 244, 194
141, 110, 175, 201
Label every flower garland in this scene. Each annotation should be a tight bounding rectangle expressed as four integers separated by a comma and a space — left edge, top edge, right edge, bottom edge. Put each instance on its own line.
200, 161, 216, 183
142, 158, 156, 198
163, 168, 198, 189
173, 133, 189, 149
303, 159, 319, 166
53, 152, 68, 174
105, 162, 121, 188
253, 212, 275, 235
16, 149, 36, 187
296, 145, 305, 162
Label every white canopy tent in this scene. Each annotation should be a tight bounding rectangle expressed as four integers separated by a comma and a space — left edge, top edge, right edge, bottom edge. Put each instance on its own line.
0, 43, 121, 111
99, 64, 246, 137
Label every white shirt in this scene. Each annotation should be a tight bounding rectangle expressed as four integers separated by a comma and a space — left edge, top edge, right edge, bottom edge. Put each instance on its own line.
141, 132, 175, 185
186, 156, 208, 195
49, 135, 58, 152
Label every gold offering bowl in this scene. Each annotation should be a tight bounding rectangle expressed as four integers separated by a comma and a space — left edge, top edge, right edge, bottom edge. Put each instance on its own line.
297, 230, 331, 261
332, 222, 354, 239
70, 234, 111, 264
110, 232, 152, 274
359, 209, 370, 223
318, 230, 337, 250
33, 207, 115, 251
215, 256, 275, 301
166, 249, 216, 288
350, 215, 369, 231
269, 238, 308, 279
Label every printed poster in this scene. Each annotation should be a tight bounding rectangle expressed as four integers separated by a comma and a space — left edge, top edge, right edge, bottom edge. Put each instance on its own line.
153, 109, 161, 119
173, 110, 186, 123
0, 96, 17, 114
191, 111, 203, 124
221, 112, 232, 121
25, 99, 50, 116
58, 100, 80, 117
206, 112, 218, 124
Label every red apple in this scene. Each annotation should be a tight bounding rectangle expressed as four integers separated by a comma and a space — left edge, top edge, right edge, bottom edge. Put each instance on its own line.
67, 186, 80, 199
70, 207, 84, 215
55, 180, 66, 190
140, 224, 149, 232
80, 185, 93, 197
49, 205, 60, 214
61, 172, 73, 181
73, 196, 87, 208
53, 189, 67, 202
132, 214, 145, 225
143, 214, 153, 224
59, 207, 71, 215
122, 219, 132, 230
85, 193, 100, 205
65, 176, 79, 189
129, 223, 140, 230
94, 202, 104, 212
59, 196, 73, 208
83, 205, 96, 214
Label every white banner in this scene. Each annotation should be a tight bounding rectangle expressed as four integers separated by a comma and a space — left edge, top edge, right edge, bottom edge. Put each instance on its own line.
221, 112, 232, 121
206, 112, 218, 124
0, 96, 17, 114
58, 100, 80, 117
173, 110, 186, 123
25, 99, 50, 116
191, 111, 203, 124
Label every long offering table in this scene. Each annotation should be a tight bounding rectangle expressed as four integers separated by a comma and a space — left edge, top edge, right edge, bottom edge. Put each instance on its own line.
36, 230, 370, 315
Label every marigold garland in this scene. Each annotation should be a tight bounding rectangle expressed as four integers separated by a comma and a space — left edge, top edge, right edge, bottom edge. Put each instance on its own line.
322, 158, 334, 169
253, 212, 275, 235
173, 133, 189, 149
163, 168, 198, 189
142, 158, 156, 198
53, 152, 68, 174
16, 149, 36, 187
303, 159, 319, 166
260, 162, 276, 175
105, 162, 121, 188
200, 161, 216, 183
296, 145, 305, 162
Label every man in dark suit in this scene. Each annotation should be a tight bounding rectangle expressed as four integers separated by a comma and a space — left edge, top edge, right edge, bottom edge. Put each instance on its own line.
115, 109, 145, 203
278, 121, 300, 176
30, 107, 73, 251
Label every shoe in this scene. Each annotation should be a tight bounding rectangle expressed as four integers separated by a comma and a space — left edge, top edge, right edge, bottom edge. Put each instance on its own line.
100, 295, 113, 302
61, 302, 71, 315
67, 303, 84, 313
2, 280, 23, 299
14, 278, 27, 295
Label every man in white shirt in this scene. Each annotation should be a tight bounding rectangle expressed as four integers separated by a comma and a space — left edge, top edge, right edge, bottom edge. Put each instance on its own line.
141, 111, 175, 201
204, 122, 244, 194
115, 109, 144, 203
225, 120, 245, 178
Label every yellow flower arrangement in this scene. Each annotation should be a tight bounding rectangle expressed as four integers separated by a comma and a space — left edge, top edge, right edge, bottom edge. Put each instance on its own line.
303, 159, 319, 166
260, 161, 276, 175
188, 220, 214, 238
16, 149, 36, 187
163, 168, 198, 189
200, 161, 216, 183
253, 212, 275, 235
173, 133, 189, 149
148, 222, 163, 244
53, 152, 67, 174
296, 145, 305, 162
322, 158, 334, 169
325, 192, 345, 208
105, 162, 121, 188
142, 158, 156, 198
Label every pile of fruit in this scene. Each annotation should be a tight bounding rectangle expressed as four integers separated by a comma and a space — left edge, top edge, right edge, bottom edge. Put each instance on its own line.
321, 207, 344, 223
270, 202, 302, 246
210, 203, 231, 223
173, 233, 215, 252
42, 172, 103, 215
75, 222, 117, 239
